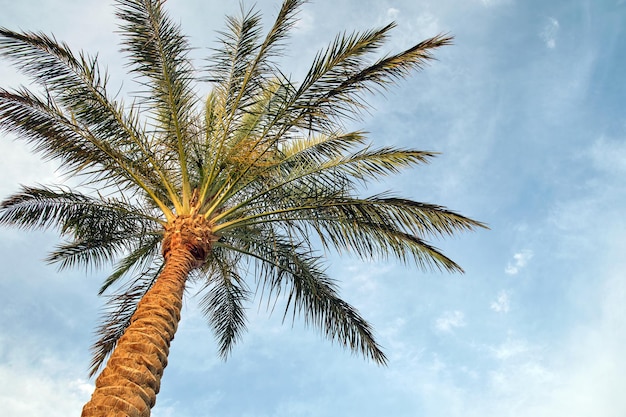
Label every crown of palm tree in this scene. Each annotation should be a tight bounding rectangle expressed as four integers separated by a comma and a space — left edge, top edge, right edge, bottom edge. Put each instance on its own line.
0, 0, 485, 412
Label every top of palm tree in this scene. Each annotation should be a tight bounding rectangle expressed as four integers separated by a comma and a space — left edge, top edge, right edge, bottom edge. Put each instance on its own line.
0, 0, 486, 376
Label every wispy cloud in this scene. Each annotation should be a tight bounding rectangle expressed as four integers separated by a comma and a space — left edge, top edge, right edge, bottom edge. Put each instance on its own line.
541, 17, 560, 49
387, 8, 400, 20
590, 136, 626, 174
491, 337, 530, 360
435, 310, 466, 333
480, 0, 513, 7
293, 9, 314, 33
505, 250, 533, 275
0, 359, 91, 417
490, 291, 510, 313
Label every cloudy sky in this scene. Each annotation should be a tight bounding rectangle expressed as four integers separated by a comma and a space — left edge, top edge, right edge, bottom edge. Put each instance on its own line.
1, 0, 625, 416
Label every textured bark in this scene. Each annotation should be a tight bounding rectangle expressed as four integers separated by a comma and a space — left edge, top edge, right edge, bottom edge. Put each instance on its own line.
81, 215, 216, 417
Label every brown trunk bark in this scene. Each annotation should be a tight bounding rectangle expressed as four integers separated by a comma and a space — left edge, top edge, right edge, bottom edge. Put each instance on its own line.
80, 244, 196, 417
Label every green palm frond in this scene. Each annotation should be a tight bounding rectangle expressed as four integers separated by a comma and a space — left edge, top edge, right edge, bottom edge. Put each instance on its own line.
208, 6, 264, 114
198, 9, 269, 197
221, 230, 387, 364
0, 27, 178, 214
46, 235, 131, 271
298, 24, 393, 91
279, 131, 369, 162
0, 87, 155, 192
0, 27, 105, 97
98, 232, 163, 295
292, 30, 452, 130
310, 214, 462, 271
206, 0, 302, 113
0, 87, 106, 173
198, 248, 250, 358
0, 185, 158, 232
197, 1, 304, 200
0, 186, 161, 270
217, 199, 475, 272
115, 0, 198, 209
211, 144, 437, 229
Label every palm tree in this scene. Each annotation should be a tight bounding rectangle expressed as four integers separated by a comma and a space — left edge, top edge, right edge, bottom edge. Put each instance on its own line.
0, 0, 485, 416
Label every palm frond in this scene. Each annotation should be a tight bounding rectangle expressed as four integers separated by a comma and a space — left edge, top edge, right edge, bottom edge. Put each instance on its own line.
282, 23, 394, 131
0, 185, 161, 270
46, 235, 130, 271
288, 28, 452, 131
0, 27, 121, 133
198, 1, 304, 194
279, 131, 368, 162
0, 87, 106, 173
98, 232, 163, 295
310, 215, 463, 272
0, 27, 103, 97
211, 144, 437, 228
206, 0, 303, 112
0, 185, 157, 231
115, 0, 197, 207
215, 187, 485, 272
198, 248, 250, 358
205, 5, 264, 106
260, 0, 306, 59
220, 230, 387, 364
0, 29, 176, 207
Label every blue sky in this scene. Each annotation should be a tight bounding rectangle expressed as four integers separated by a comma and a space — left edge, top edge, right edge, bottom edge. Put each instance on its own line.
1, 0, 625, 416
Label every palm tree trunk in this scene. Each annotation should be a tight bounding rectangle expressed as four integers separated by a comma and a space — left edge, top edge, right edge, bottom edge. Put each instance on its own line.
81, 244, 196, 417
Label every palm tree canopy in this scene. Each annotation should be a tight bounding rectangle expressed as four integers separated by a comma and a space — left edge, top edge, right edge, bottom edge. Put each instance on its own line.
0, 0, 486, 377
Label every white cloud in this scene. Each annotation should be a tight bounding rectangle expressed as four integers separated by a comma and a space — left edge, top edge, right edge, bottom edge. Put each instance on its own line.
387, 8, 400, 20
489, 360, 554, 398
413, 12, 441, 38
435, 310, 466, 333
69, 378, 95, 396
479, 0, 513, 6
0, 139, 62, 197
540, 17, 560, 49
490, 291, 510, 313
491, 337, 530, 360
535, 273, 626, 416
482, 271, 626, 416
293, 9, 314, 33
590, 136, 626, 174
0, 360, 91, 417
337, 261, 394, 313
505, 250, 533, 275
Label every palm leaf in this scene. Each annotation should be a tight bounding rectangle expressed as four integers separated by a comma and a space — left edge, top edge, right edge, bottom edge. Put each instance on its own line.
287, 27, 452, 131
98, 232, 163, 295
198, 248, 250, 358
0, 29, 172, 192
0, 185, 161, 270
221, 230, 387, 364
0, 185, 158, 232
115, 0, 199, 209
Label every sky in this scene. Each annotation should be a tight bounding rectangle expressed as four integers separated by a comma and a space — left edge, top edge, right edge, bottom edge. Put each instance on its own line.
0, 0, 625, 416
